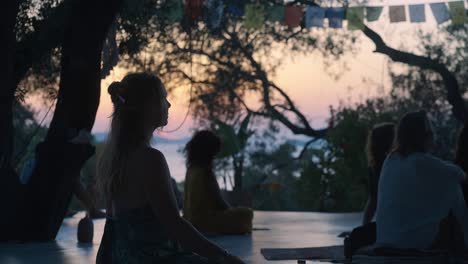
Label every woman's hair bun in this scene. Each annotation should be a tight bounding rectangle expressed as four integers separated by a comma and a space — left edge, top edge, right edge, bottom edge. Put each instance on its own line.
108, 81, 125, 104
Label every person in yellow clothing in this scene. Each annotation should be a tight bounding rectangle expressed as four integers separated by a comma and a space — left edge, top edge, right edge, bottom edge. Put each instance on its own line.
183, 130, 253, 235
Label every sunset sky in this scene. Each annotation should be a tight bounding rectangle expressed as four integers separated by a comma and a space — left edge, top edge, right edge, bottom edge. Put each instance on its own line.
29, 0, 466, 140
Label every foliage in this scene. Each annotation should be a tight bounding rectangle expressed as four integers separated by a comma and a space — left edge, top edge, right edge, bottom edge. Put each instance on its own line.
387, 24, 467, 159
211, 114, 254, 190
147, 16, 358, 130
243, 89, 464, 212
12, 103, 48, 171
12, 0, 467, 213
243, 134, 302, 211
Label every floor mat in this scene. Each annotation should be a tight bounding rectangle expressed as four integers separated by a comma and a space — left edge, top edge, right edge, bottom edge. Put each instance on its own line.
261, 245, 344, 261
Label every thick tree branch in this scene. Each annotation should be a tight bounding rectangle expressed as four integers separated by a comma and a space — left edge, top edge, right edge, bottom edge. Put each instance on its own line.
363, 25, 467, 121
270, 82, 313, 131
226, 32, 327, 138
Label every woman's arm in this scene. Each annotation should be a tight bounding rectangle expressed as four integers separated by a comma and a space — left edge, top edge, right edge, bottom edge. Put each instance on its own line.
363, 167, 377, 225
362, 196, 377, 225
143, 149, 241, 262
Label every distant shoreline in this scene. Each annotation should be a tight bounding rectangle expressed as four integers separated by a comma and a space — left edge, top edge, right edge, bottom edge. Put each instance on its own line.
93, 132, 326, 149
93, 132, 190, 145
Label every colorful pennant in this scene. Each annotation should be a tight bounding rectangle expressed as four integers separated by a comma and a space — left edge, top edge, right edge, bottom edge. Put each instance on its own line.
162, 0, 184, 23
430, 3, 450, 24
366, 6, 383, 22
180, 0, 467, 32
448, 1, 466, 25
227, 0, 246, 17
245, 3, 265, 29
305, 6, 325, 28
267, 4, 285, 22
409, 4, 426, 23
389, 5, 406, 23
347, 7, 365, 30
326, 7, 345, 29
284, 5, 304, 28
185, 0, 204, 21
205, 0, 224, 29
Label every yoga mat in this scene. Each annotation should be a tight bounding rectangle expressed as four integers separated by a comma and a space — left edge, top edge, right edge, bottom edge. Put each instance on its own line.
252, 227, 271, 231
338, 231, 350, 238
261, 245, 344, 261
351, 254, 446, 264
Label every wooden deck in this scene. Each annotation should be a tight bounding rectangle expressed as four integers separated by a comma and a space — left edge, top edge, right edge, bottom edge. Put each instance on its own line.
0, 211, 361, 264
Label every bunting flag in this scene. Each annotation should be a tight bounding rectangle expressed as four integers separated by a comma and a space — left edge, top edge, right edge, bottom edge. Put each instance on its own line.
227, 0, 246, 17
172, 1, 467, 31
205, 0, 224, 29
326, 7, 345, 28
430, 3, 450, 24
409, 4, 426, 23
448, 1, 466, 25
284, 5, 304, 28
347, 7, 364, 30
245, 3, 265, 29
162, 0, 184, 23
389, 5, 406, 23
305, 6, 325, 28
185, 0, 204, 21
366, 6, 383, 22
267, 4, 285, 22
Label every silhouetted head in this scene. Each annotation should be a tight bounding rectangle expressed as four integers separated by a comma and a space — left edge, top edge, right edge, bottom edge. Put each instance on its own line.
97, 72, 171, 196
393, 110, 434, 156
184, 130, 221, 168
108, 73, 170, 135
455, 122, 468, 172
366, 122, 395, 174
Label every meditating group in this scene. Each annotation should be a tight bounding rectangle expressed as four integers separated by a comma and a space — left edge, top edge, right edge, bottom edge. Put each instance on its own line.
92, 71, 468, 263
95, 73, 252, 263
352, 111, 468, 259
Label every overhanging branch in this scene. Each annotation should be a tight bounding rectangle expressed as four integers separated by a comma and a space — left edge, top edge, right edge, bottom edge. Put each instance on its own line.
363, 25, 467, 121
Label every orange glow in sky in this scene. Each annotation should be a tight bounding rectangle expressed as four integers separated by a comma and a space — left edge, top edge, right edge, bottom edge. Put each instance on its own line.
27, 2, 461, 140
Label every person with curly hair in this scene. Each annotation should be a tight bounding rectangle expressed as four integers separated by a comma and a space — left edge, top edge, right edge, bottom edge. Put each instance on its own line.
183, 130, 253, 235
362, 122, 395, 225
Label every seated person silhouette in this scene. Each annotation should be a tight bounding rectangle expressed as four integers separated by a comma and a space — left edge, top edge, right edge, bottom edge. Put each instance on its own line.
183, 130, 253, 235
362, 122, 395, 225
454, 121, 468, 206
96, 73, 245, 264
376, 111, 468, 252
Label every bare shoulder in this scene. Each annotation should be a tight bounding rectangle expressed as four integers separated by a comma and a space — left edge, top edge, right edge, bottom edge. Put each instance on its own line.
140, 147, 170, 176
144, 147, 166, 163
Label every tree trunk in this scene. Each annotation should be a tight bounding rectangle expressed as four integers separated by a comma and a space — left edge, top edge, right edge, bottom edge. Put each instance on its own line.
0, 0, 21, 171
0, 0, 22, 241
15, 0, 121, 241
233, 155, 244, 192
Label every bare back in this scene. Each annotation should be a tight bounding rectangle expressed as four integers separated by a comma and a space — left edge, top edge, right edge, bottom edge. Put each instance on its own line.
110, 147, 159, 215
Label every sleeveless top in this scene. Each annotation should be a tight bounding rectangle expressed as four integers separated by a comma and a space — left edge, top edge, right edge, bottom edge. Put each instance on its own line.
96, 205, 182, 264
183, 166, 219, 221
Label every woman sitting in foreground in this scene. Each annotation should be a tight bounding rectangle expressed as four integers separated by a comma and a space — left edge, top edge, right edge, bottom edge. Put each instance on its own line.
183, 131, 253, 234
362, 123, 395, 225
376, 110, 468, 250
455, 121, 468, 206
95, 73, 244, 264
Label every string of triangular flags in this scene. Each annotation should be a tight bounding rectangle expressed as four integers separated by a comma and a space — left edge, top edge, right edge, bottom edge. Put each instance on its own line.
163, 0, 467, 30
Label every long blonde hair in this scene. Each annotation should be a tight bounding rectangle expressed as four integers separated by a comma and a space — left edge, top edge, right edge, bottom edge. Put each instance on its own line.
97, 73, 164, 198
